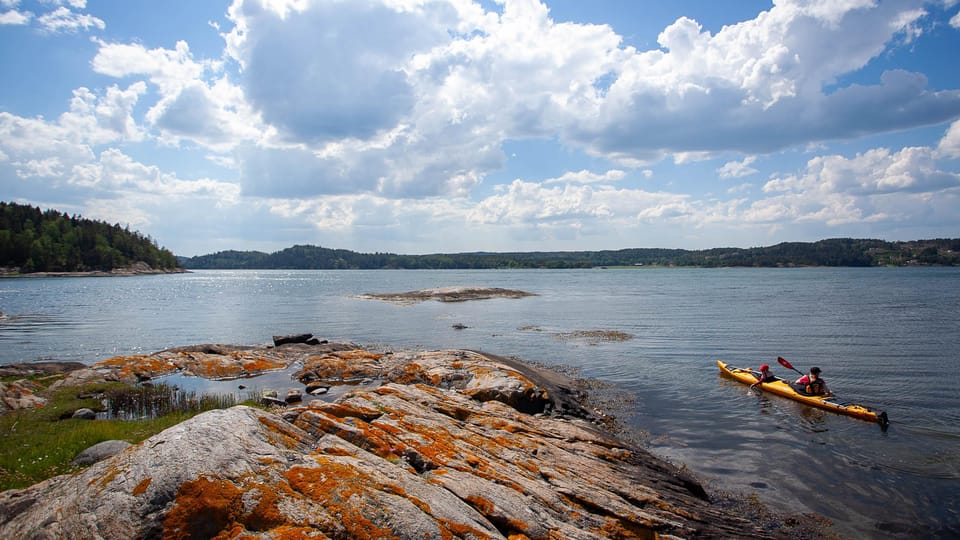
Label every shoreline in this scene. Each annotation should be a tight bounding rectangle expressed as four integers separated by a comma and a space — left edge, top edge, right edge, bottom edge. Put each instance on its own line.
1, 340, 833, 538
0, 268, 189, 278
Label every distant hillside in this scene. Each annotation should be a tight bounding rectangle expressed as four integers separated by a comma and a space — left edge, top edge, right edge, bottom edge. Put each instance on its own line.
181, 238, 960, 270
0, 202, 180, 274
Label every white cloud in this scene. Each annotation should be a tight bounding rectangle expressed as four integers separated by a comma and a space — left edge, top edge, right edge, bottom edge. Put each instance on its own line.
469, 179, 689, 227
566, 0, 960, 158
0, 8, 30, 25
42, 0, 88, 8
544, 169, 625, 185
92, 40, 209, 93
93, 40, 260, 151
0, 83, 143, 177
36, 5, 103, 33
937, 119, 960, 158
717, 156, 759, 179
951, 10, 960, 28
744, 145, 960, 229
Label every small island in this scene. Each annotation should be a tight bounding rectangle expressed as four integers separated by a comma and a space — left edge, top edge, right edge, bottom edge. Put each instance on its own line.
361, 286, 537, 303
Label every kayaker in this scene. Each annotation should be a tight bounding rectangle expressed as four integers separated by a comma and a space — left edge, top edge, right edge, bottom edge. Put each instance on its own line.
794, 367, 830, 396
750, 363, 778, 388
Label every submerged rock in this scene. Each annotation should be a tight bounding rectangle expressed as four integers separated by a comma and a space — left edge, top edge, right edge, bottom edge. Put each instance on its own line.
0, 345, 779, 539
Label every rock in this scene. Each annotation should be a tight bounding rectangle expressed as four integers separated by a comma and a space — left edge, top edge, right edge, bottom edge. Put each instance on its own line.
71, 408, 97, 420
0, 361, 87, 378
305, 381, 329, 394
284, 390, 303, 403
0, 347, 783, 539
87, 340, 361, 384
260, 395, 287, 407
73, 440, 132, 466
272, 333, 315, 346
452, 323, 468, 330
0, 380, 47, 412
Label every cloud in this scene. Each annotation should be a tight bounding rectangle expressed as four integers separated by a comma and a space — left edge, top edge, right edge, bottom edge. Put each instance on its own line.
0, 83, 144, 176
36, 5, 103, 33
0, 9, 30, 25
543, 169, 625, 185
717, 156, 759, 179
937, 119, 960, 158
746, 144, 960, 228
224, 0, 447, 144
212, 0, 960, 204
92, 40, 208, 91
565, 0, 960, 157
469, 179, 690, 227
93, 40, 260, 151
951, 10, 960, 28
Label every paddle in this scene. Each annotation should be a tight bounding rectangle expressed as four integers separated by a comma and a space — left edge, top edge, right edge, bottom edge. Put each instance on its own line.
777, 356, 805, 377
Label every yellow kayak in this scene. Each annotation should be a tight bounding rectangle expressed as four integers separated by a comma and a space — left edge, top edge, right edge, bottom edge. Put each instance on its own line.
717, 360, 888, 427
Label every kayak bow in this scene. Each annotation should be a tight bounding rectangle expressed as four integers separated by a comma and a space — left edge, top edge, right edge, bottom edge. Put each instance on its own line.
717, 360, 889, 427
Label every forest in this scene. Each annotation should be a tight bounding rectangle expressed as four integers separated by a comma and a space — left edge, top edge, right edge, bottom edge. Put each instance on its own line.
181, 238, 960, 270
0, 202, 179, 273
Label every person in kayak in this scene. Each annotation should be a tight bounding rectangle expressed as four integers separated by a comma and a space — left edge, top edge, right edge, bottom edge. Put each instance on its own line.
794, 366, 831, 396
750, 363, 778, 388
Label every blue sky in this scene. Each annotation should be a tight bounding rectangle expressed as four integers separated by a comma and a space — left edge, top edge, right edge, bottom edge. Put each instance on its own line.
2, 0, 959, 256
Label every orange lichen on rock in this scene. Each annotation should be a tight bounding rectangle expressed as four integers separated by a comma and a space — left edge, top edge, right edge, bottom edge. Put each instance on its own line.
257, 415, 311, 449
284, 458, 394, 539
163, 476, 245, 539
132, 477, 152, 496
295, 410, 405, 463
465, 494, 496, 515
435, 518, 496, 540
95, 354, 178, 380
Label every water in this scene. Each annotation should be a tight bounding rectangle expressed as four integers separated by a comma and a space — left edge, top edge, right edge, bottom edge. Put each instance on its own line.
1, 268, 958, 538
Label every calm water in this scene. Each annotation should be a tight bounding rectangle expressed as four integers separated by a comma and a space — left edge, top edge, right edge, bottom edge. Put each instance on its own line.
1, 268, 958, 538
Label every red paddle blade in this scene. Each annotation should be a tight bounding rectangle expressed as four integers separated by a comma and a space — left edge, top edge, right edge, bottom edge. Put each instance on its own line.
777, 356, 794, 370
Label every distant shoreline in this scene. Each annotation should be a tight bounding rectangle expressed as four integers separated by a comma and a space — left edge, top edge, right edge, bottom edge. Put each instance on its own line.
0, 267, 189, 278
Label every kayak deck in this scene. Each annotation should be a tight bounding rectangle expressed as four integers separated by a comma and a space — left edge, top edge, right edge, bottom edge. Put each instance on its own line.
717, 360, 888, 426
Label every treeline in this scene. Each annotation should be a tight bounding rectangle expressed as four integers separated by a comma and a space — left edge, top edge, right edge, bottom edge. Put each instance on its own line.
0, 202, 179, 273
181, 238, 960, 270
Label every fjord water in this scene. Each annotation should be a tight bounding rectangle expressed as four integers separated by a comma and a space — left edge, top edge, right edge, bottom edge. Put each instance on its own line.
1, 268, 958, 538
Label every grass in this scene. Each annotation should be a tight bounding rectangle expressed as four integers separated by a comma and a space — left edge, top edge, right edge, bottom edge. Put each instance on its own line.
0, 377, 252, 492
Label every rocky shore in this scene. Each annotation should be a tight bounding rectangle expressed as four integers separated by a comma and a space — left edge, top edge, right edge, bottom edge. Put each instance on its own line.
0, 261, 187, 278
0, 339, 809, 539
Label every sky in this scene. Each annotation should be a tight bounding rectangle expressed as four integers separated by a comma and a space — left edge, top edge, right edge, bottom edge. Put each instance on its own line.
1, 0, 960, 257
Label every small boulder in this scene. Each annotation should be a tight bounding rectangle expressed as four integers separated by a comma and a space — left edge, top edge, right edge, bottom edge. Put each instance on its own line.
285, 390, 303, 403
72, 440, 132, 466
71, 408, 97, 420
305, 382, 329, 395
260, 392, 286, 407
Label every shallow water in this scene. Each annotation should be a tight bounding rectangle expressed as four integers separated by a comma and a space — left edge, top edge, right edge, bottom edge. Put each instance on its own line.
1, 268, 958, 538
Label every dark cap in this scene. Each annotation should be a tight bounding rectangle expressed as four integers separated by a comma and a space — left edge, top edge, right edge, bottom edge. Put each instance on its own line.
810, 366, 821, 374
